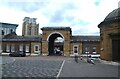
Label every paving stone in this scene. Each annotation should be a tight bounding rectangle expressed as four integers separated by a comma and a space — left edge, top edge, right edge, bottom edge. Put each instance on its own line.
2, 59, 63, 77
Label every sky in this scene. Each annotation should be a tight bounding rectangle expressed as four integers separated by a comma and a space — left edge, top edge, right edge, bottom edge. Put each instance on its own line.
0, 0, 119, 36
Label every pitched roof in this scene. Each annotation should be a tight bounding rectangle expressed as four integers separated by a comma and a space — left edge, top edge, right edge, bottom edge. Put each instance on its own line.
2, 32, 100, 43
70, 36, 100, 42
0, 22, 18, 28
2, 32, 41, 42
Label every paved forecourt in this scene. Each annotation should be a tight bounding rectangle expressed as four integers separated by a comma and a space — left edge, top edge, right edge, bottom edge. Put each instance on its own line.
2, 56, 65, 78
1, 56, 119, 79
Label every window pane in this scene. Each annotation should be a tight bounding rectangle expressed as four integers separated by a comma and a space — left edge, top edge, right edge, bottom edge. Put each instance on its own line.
93, 46, 96, 54
85, 47, 89, 54
11, 45, 15, 52
6, 45, 10, 52
26, 45, 29, 52
74, 46, 78, 53
2, 30, 4, 35
34, 45, 39, 52
35, 46, 38, 51
19, 45, 23, 51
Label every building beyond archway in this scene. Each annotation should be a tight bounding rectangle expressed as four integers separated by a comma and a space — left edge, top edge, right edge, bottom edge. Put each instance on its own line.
1, 25, 100, 56
48, 33, 64, 55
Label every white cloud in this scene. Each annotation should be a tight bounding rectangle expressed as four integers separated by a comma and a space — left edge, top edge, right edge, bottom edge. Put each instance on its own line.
0, 6, 26, 35
0, 0, 119, 35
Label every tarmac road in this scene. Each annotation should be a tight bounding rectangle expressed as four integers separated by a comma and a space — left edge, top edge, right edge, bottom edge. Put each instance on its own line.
59, 58, 119, 79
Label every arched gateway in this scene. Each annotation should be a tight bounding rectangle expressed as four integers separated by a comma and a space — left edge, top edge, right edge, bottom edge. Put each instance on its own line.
41, 27, 71, 56
47, 32, 64, 55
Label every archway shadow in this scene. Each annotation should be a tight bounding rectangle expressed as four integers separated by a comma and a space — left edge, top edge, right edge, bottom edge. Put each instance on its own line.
48, 33, 64, 56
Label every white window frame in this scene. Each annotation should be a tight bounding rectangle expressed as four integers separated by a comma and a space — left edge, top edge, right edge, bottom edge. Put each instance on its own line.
11, 44, 15, 52
19, 44, 23, 52
85, 47, 89, 54
92, 46, 97, 54
8, 28, 10, 34
34, 45, 40, 53
4, 28, 7, 35
6, 28, 9, 35
25, 45, 29, 52
73, 45, 78, 54
0, 44, 2, 53
6, 44, 10, 52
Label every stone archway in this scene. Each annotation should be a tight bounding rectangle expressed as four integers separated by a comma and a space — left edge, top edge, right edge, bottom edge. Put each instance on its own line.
47, 32, 64, 55
41, 27, 71, 56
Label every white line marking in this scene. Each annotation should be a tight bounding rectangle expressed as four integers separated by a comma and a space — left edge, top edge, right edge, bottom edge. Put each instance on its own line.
56, 60, 65, 78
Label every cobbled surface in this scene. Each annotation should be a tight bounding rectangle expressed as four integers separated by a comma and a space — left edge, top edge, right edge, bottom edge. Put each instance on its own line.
2, 59, 63, 77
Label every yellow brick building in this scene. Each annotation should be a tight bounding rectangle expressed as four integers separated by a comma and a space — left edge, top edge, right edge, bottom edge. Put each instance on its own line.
98, 8, 120, 61
1, 26, 100, 56
41, 27, 100, 56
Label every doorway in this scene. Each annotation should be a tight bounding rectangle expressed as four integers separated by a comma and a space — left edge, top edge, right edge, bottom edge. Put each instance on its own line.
48, 33, 64, 56
112, 39, 120, 61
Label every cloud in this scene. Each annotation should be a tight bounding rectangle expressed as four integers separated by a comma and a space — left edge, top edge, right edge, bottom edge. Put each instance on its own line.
50, 10, 64, 23
78, 20, 90, 26
0, 6, 26, 35
1, 0, 48, 13
94, 0, 101, 6
71, 22, 100, 35
43, 1, 77, 24
0, 0, 119, 36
